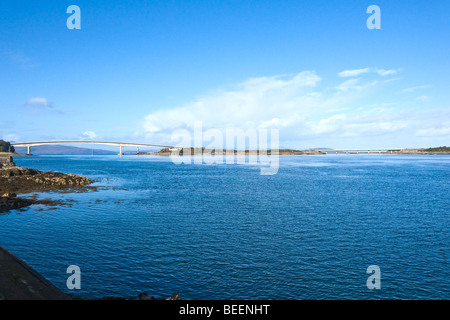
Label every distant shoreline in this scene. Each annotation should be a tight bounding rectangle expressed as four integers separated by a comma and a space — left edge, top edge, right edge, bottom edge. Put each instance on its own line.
0, 147, 450, 157
5, 150, 450, 156
145, 147, 450, 156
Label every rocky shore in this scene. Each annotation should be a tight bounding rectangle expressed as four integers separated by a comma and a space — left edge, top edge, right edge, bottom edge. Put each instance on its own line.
0, 166, 95, 213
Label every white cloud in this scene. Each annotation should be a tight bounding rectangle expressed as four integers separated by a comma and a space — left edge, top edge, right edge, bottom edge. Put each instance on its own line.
401, 85, 431, 93
26, 97, 51, 107
81, 131, 97, 140
4, 49, 38, 70
335, 78, 362, 92
338, 68, 370, 77
142, 71, 389, 147
416, 95, 430, 101
335, 78, 377, 92
338, 68, 399, 78
307, 112, 409, 138
23, 97, 67, 116
382, 77, 401, 84
2, 133, 20, 142
417, 127, 450, 137
144, 71, 322, 135
375, 69, 397, 76
140, 70, 445, 149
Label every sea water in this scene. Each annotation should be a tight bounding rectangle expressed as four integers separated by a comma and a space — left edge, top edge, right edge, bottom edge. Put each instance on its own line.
0, 155, 448, 299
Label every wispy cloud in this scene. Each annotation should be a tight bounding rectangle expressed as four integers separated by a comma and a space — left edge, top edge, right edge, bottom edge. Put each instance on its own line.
80, 131, 97, 140
4, 49, 39, 70
1, 133, 20, 143
26, 97, 52, 107
338, 68, 398, 78
335, 78, 378, 92
417, 126, 450, 137
338, 68, 370, 77
375, 69, 398, 76
23, 97, 66, 115
401, 85, 431, 93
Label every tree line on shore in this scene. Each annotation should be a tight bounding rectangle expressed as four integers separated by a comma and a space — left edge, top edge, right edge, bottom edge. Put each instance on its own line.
0, 140, 15, 153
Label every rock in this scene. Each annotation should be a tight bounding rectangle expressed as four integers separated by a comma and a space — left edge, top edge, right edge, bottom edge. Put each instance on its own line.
98, 292, 180, 300
2, 193, 16, 197
167, 293, 180, 300
0, 196, 34, 213
0, 166, 95, 213
0, 155, 15, 169
0, 167, 94, 195
137, 292, 155, 300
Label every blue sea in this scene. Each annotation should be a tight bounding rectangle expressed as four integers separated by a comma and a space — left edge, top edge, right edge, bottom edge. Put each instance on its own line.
0, 155, 449, 299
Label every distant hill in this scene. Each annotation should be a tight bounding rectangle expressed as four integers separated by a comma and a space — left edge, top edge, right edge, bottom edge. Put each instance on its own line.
14, 145, 116, 155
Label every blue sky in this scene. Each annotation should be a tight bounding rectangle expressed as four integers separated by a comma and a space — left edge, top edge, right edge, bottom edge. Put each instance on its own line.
1, 0, 449, 149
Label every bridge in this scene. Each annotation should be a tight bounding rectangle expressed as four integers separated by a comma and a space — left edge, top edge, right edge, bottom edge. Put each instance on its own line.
12, 141, 175, 155
10, 141, 403, 156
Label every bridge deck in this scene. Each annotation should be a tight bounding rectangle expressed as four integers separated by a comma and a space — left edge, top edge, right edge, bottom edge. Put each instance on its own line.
12, 141, 174, 148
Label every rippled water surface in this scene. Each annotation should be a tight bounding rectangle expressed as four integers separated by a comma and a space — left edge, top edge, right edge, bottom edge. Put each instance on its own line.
1, 155, 449, 299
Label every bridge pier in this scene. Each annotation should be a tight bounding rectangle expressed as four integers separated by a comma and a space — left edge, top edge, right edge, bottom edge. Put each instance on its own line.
27, 146, 31, 155
118, 146, 123, 156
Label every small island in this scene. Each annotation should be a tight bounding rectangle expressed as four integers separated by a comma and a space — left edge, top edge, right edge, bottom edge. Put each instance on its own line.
147, 147, 324, 156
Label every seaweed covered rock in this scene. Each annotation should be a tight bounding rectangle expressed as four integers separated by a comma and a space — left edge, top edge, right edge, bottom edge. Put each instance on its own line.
0, 167, 93, 194
0, 166, 95, 212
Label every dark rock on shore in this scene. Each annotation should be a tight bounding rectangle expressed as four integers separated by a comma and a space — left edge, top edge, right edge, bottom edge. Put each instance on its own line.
98, 293, 180, 300
0, 195, 34, 212
0, 166, 95, 213
0, 167, 94, 194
